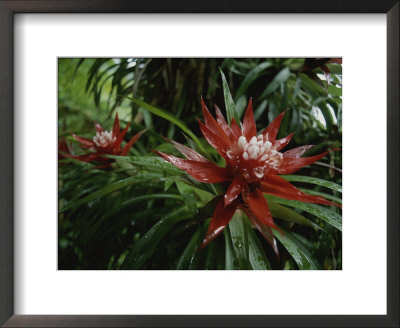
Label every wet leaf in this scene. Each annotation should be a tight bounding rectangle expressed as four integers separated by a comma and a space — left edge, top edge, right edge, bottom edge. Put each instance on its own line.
224, 228, 240, 270
260, 67, 291, 97
269, 200, 321, 230
245, 219, 271, 270
125, 96, 207, 155
282, 175, 342, 193
60, 173, 161, 212
220, 68, 240, 125
273, 228, 320, 270
176, 226, 204, 269
235, 61, 272, 101
266, 195, 342, 231
228, 211, 250, 269
122, 207, 191, 269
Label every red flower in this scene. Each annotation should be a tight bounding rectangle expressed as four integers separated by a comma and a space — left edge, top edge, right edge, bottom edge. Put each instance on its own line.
66, 113, 144, 167
154, 98, 340, 252
58, 138, 73, 160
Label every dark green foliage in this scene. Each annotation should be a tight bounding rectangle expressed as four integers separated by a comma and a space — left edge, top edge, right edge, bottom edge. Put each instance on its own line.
58, 58, 342, 270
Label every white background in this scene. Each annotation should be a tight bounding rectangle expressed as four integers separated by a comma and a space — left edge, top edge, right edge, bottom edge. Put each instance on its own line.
14, 14, 387, 315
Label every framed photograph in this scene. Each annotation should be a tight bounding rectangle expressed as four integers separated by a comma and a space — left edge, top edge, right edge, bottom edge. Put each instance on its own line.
1, 1, 398, 327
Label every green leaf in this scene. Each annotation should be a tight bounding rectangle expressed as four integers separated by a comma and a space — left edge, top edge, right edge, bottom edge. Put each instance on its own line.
327, 85, 342, 97
220, 68, 240, 125
254, 99, 268, 120
318, 102, 334, 130
184, 195, 222, 228
235, 95, 248, 119
109, 155, 183, 175
273, 228, 320, 270
103, 193, 184, 220
326, 63, 342, 75
176, 226, 204, 269
234, 61, 272, 101
298, 188, 342, 205
299, 73, 334, 130
122, 207, 191, 269
283, 58, 305, 70
224, 228, 240, 270
59, 173, 161, 212
176, 182, 198, 215
281, 175, 342, 193
228, 211, 250, 269
164, 180, 173, 192
260, 67, 291, 98
266, 195, 342, 231
299, 73, 326, 97
269, 200, 321, 230
205, 241, 217, 270
125, 96, 207, 155
245, 220, 271, 270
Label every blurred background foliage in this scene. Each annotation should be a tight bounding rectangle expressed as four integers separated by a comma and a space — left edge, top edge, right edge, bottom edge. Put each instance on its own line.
58, 58, 342, 270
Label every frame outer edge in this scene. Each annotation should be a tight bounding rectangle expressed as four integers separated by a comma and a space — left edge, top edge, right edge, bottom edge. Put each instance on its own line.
387, 2, 399, 326
1, 1, 399, 327
0, 0, 399, 13
0, 1, 14, 327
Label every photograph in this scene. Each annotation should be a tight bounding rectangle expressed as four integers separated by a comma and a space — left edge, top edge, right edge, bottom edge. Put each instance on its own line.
58, 57, 343, 270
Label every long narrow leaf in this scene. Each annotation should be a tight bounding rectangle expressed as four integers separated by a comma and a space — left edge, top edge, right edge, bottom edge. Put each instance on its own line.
224, 228, 240, 270
60, 173, 161, 212
220, 68, 240, 125
228, 211, 250, 269
125, 96, 207, 155
122, 207, 191, 269
266, 195, 342, 231
260, 67, 291, 98
273, 228, 320, 270
176, 226, 204, 269
245, 219, 271, 270
235, 62, 272, 101
281, 175, 342, 193
269, 200, 321, 230
298, 188, 342, 204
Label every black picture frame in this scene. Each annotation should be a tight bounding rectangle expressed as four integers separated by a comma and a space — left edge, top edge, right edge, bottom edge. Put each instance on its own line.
0, 1, 398, 327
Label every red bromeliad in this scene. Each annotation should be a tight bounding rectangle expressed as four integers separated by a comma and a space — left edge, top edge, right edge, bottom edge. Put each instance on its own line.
66, 113, 144, 167
154, 98, 340, 252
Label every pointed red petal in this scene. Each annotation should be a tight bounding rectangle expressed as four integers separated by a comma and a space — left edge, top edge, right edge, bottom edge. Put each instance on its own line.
240, 205, 279, 258
112, 112, 120, 136
262, 111, 286, 141
120, 130, 145, 156
198, 119, 229, 157
242, 99, 257, 140
214, 104, 235, 142
230, 118, 242, 140
71, 134, 95, 148
164, 137, 208, 162
201, 198, 239, 248
154, 150, 229, 183
273, 132, 294, 151
273, 151, 330, 175
94, 123, 104, 133
243, 188, 277, 228
260, 174, 341, 208
283, 145, 314, 158
224, 176, 246, 206
114, 122, 131, 149
201, 98, 231, 144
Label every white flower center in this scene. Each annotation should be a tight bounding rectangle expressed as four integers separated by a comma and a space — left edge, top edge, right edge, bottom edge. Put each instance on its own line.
235, 134, 283, 179
93, 130, 116, 147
